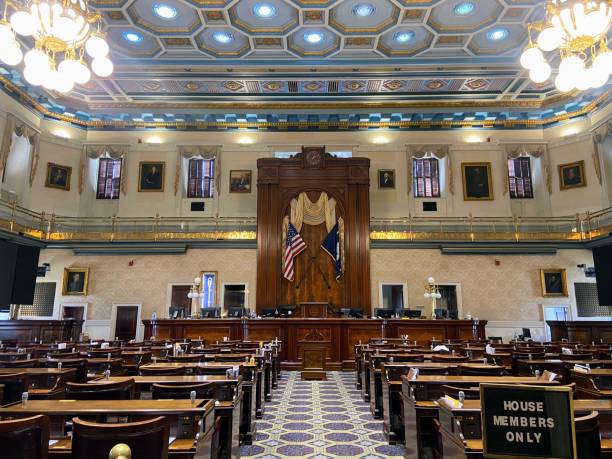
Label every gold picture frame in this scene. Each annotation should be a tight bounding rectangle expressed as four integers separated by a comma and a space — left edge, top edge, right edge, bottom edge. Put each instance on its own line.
229, 170, 252, 193
138, 161, 165, 192
540, 268, 568, 297
559, 160, 586, 190
62, 267, 90, 296
199, 271, 218, 309
462, 162, 494, 200
378, 169, 395, 189
45, 162, 72, 191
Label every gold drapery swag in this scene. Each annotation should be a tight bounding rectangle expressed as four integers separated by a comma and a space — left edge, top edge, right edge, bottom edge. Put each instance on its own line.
282, 191, 345, 278
0, 114, 40, 187
501, 144, 551, 194
591, 121, 611, 185
79, 144, 130, 195
406, 145, 453, 195
175, 145, 221, 196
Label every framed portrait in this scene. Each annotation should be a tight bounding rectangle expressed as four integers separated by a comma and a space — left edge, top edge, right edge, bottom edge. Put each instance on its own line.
559, 160, 586, 190
378, 169, 395, 189
540, 269, 568, 297
138, 161, 165, 192
462, 162, 494, 200
229, 170, 252, 193
62, 267, 89, 296
45, 163, 72, 191
200, 271, 218, 308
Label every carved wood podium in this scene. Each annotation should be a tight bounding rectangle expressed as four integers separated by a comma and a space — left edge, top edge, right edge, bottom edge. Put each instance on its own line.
298, 302, 329, 319
301, 343, 327, 380
256, 147, 371, 314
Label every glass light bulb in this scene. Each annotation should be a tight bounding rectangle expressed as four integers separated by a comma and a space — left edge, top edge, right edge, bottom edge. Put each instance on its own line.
587, 66, 608, 88
427, 277, 435, 284
55, 76, 74, 93
529, 62, 552, 83
72, 60, 91, 84
57, 58, 78, 79
24, 65, 44, 85
24, 49, 50, 71
0, 22, 14, 43
10, 11, 35, 36
92, 57, 113, 77
54, 16, 78, 42
555, 73, 575, 92
0, 43, 23, 66
585, 10, 608, 37
537, 27, 563, 51
520, 45, 544, 69
559, 55, 585, 79
42, 70, 60, 91
593, 50, 612, 74
86, 35, 110, 58
423, 293, 429, 299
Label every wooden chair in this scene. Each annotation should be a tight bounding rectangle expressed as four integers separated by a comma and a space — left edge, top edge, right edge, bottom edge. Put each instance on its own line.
46, 351, 80, 359
138, 366, 188, 376
0, 359, 38, 368
213, 354, 250, 362
441, 385, 480, 400
560, 353, 595, 361
457, 364, 505, 376
431, 354, 470, 363
0, 372, 29, 405
166, 355, 203, 363
575, 411, 601, 459
72, 416, 169, 459
66, 379, 135, 400
44, 358, 88, 383
87, 348, 122, 358
151, 382, 217, 399
488, 336, 503, 344
0, 414, 49, 459
387, 354, 424, 363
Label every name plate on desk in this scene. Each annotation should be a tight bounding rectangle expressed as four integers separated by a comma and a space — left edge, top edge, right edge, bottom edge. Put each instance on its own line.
481, 384, 576, 459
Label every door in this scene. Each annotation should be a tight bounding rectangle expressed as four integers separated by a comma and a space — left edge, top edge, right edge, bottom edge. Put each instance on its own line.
114, 306, 139, 341
171, 285, 191, 318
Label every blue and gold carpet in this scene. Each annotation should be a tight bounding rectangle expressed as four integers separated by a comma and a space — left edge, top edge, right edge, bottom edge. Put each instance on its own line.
240, 371, 406, 458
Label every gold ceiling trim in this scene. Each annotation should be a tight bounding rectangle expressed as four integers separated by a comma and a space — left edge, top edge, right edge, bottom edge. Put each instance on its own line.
0, 75, 608, 129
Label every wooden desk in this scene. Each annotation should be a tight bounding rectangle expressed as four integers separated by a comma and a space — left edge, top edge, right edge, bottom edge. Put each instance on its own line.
0, 399, 214, 458
143, 318, 487, 370
571, 369, 612, 399
0, 320, 83, 343
0, 367, 76, 398
547, 320, 612, 344
516, 359, 612, 383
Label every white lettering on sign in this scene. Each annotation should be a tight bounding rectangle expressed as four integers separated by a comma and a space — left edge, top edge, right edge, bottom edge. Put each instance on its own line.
505, 431, 543, 443
490, 398, 557, 445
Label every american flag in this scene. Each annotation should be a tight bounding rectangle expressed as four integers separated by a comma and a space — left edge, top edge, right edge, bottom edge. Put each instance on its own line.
283, 223, 307, 282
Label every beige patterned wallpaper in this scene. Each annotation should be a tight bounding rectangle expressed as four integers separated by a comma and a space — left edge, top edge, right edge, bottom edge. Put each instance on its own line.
38, 247, 594, 324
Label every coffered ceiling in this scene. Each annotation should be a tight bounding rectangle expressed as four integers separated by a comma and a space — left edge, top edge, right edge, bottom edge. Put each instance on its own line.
0, 0, 610, 130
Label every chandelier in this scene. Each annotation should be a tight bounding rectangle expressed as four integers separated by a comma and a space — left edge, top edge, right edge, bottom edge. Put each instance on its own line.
0, 0, 113, 93
520, 0, 612, 92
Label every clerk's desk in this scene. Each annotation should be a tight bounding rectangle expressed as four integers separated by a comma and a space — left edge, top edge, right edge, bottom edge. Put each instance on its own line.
93, 376, 242, 458
437, 399, 612, 459
0, 399, 215, 458
400, 375, 560, 459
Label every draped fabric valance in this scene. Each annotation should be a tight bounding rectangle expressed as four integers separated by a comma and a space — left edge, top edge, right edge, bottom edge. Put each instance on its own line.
501, 143, 551, 194
406, 145, 453, 195
591, 121, 612, 185
79, 144, 130, 195
174, 145, 222, 196
0, 114, 40, 187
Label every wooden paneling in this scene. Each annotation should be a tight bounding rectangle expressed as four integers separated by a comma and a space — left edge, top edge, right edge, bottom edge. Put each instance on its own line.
548, 321, 612, 344
256, 148, 371, 314
0, 320, 83, 342
144, 319, 487, 369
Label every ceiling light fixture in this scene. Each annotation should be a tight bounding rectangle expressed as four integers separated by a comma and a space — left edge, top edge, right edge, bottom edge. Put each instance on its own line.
394, 31, 414, 43
153, 4, 177, 19
520, 0, 612, 92
213, 31, 233, 43
352, 3, 375, 17
454, 2, 475, 16
253, 3, 276, 18
0, 0, 113, 93
304, 31, 323, 44
123, 31, 143, 43
487, 28, 509, 41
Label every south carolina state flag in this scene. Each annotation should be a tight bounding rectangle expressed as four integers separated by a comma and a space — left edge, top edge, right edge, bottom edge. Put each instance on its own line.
321, 222, 342, 280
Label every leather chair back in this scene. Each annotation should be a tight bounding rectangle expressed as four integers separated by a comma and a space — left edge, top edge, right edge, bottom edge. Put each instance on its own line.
0, 414, 49, 459
66, 379, 135, 400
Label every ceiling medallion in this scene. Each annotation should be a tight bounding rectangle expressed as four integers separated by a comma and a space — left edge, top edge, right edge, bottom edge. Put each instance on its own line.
487, 28, 508, 41
304, 31, 324, 44
352, 3, 375, 17
213, 31, 233, 43
304, 81, 322, 91
0, 0, 113, 93
184, 81, 202, 91
344, 80, 364, 91
394, 31, 414, 43
465, 79, 488, 90
253, 3, 277, 18
224, 81, 244, 91
263, 81, 282, 91
520, 0, 612, 92
123, 31, 144, 43
153, 4, 178, 20
454, 2, 475, 16
142, 81, 162, 91
383, 80, 404, 91
425, 79, 446, 90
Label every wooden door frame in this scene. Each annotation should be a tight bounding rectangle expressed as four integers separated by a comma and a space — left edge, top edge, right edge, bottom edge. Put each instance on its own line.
437, 282, 464, 319
110, 303, 142, 341
220, 282, 249, 315
166, 282, 193, 318
59, 302, 88, 329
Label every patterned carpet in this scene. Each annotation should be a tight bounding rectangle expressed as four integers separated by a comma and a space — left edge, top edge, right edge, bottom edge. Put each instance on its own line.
240, 371, 406, 458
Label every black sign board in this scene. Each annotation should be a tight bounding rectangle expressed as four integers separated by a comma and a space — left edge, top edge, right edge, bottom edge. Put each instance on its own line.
480, 384, 576, 459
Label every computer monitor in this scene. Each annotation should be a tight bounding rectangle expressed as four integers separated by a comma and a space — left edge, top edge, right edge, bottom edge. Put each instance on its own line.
228, 306, 245, 318
374, 308, 394, 319
522, 328, 532, 340
434, 308, 448, 319
200, 307, 219, 318
403, 309, 422, 318
169, 306, 183, 319
261, 308, 277, 318
349, 308, 363, 318
277, 305, 297, 317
